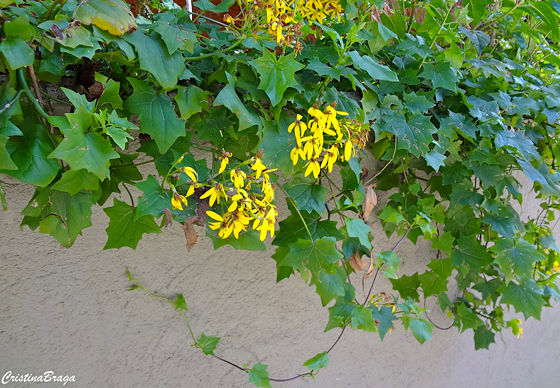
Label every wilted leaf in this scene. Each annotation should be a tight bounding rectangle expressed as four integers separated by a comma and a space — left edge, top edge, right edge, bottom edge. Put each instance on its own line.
349, 248, 368, 271
182, 216, 199, 252
363, 184, 377, 221
164, 208, 173, 230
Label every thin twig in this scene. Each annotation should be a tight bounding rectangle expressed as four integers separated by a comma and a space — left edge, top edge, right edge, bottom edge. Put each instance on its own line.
364, 138, 398, 186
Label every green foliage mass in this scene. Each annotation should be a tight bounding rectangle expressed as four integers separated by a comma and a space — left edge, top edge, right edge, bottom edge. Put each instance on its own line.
2, 0, 560, 385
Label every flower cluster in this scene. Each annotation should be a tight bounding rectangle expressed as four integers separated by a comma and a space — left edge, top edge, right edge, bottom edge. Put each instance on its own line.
240, 0, 343, 50
170, 151, 278, 241
288, 104, 369, 178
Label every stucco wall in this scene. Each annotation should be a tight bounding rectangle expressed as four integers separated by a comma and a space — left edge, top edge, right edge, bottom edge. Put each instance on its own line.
1, 163, 559, 387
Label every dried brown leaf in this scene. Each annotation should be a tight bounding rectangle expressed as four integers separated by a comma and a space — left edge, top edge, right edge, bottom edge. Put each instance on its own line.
164, 208, 173, 230
182, 217, 199, 252
362, 256, 375, 291
349, 249, 368, 271
363, 185, 378, 221
88, 81, 104, 99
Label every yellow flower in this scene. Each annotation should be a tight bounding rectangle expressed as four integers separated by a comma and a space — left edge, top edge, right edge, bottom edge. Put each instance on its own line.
200, 182, 226, 207
290, 145, 302, 165
207, 210, 234, 239
230, 168, 246, 189
344, 140, 355, 161
321, 144, 339, 173
288, 114, 308, 143
262, 173, 275, 202
304, 158, 321, 178
218, 149, 232, 175
183, 167, 198, 183
171, 191, 188, 211
255, 208, 276, 241
324, 105, 347, 137
251, 157, 267, 179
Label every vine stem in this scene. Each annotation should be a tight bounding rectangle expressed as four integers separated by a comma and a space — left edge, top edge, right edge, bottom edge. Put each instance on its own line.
364, 137, 398, 187
129, 273, 352, 384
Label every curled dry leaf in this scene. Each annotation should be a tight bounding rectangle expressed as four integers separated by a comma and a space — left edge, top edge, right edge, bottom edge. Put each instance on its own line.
164, 208, 173, 230
88, 81, 104, 99
349, 248, 368, 271
362, 255, 375, 291
362, 184, 378, 221
182, 217, 199, 252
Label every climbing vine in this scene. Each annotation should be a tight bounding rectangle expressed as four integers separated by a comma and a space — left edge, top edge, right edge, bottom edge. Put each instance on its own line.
1, 0, 560, 385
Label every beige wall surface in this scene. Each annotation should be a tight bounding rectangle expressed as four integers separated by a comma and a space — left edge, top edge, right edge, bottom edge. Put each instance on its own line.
1, 169, 559, 388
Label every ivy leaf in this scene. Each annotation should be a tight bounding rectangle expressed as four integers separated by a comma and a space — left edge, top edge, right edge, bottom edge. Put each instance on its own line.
425, 150, 446, 172
306, 59, 342, 80
135, 175, 171, 219
193, 107, 234, 146
492, 238, 546, 278
473, 278, 502, 303
403, 91, 434, 113
500, 279, 546, 320
381, 112, 435, 157
377, 251, 401, 279
303, 352, 330, 371
427, 257, 453, 279
325, 284, 356, 331
419, 62, 459, 92
436, 292, 453, 313
96, 73, 124, 109
419, 271, 448, 298
197, 333, 220, 356
284, 176, 327, 214
317, 270, 346, 306
474, 325, 495, 350
348, 51, 398, 82
451, 234, 493, 270
0, 38, 34, 70
48, 111, 119, 180
440, 111, 478, 140
21, 189, 97, 248
390, 273, 421, 301
249, 50, 305, 106
281, 237, 342, 275
259, 120, 295, 176
463, 0, 490, 26
153, 21, 195, 55
214, 73, 263, 131
407, 317, 434, 344
104, 198, 162, 250
194, 0, 234, 12
0, 135, 17, 170
248, 362, 272, 388
124, 78, 185, 153
175, 85, 209, 121
208, 230, 267, 251
459, 27, 490, 55
454, 302, 483, 332
51, 169, 100, 195
174, 294, 188, 311
430, 232, 455, 255
75, 0, 136, 36
123, 31, 184, 89
345, 218, 372, 249
350, 306, 378, 332
372, 306, 398, 340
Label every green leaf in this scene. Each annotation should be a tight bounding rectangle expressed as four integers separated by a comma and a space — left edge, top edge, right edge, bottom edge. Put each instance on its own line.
325, 284, 356, 331
303, 352, 330, 371
474, 325, 495, 350
283, 176, 327, 214
174, 294, 188, 311
523, 2, 560, 42
20, 188, 97, 247
135, 175, 171, 219
430, 231, 455, 255
419, 271, 447, 298
459, 27, 490, 55
104, 198, 162, 250
377, 251, 401, 279
96, 73, 124, 109
51, 169, 100, 195
124, 78, 185, 153
500, 279, 546, 320
75, 0, 136, 36
248, 362, 272, 388
0, 135, 17, 170
194, 0, 234, 12
451, 234, 493, 270
317, 271, 346, 306
454, 302, 483, 332
214, 74, 263, 131
306, 59, 342, 80
492, 239, 546, 279
372, 306, 398, 340
425, 150, 446, 172
175, 85, 209, 121
408, 317, 434, 344
259, 120, 295, 176
0, 38, 34, 70
381, 112, 436, 157
390, 273, 421, 301
436, 292, 453, 312
1, 121, 59, 187
48, 110, 119, 180
153, 21, 195, 55
419, 62, 459, 92
403, 91, 434, 114
208, 229, 267, 251
281, 237, 342, 274
197, 333, 220, 356
348, 51, 398, 82
350, 306, 378, 332
346, 218, 372, 249
463, 0, 490, 26
249, 50, 305, 106
123, 31, 184, 89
